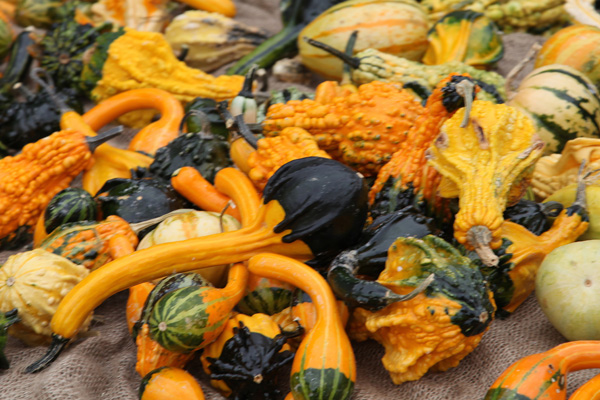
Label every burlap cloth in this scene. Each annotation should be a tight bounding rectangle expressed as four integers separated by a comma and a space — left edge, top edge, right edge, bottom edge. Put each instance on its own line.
1, 1, 597, 399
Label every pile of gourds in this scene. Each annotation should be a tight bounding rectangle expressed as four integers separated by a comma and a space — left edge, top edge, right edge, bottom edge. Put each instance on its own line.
3, 0, 600, 399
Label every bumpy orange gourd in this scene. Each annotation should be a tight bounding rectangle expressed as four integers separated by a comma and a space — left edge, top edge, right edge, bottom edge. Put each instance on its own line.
369, 74, 476, 209
247, 127, 331, 190
425, 100, 545, 266
0, 129, 94, 248
263, 80, 423, 176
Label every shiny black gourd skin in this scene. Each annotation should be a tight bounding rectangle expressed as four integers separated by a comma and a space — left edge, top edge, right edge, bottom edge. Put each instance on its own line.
503, 199, 563, 235
262, 157, 370, 268
328, 206, 440, 311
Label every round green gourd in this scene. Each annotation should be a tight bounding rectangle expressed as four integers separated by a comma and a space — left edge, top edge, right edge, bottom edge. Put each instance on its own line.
15, 0, 63, 29
44, 187, 98, 234
508, 64, 600, 154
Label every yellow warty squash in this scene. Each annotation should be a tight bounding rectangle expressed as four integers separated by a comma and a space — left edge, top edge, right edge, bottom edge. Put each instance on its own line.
0, 249, 90, 345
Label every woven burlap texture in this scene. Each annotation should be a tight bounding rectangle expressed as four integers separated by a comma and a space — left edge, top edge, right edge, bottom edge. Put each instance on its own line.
1, 0, 598, 399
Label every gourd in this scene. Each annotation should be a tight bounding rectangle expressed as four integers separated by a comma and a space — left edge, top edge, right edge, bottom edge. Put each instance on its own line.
26, 157, 369, 372
139, 367, 206, 400
422, 11, 503, 68
37, 2, 107, 98
536, 240, 600, 341
146, 263, 248, 353
140, 131, 232, 186
42, 187, 98, 236
226, 0, 346, 75
247, 126, 331, 190
532, 138, 600, 200
534, 25, 600, 88
507, 64, 600, 154
95, 177, 189, 224
164, 10, 268, 72
304, 39, 507, 103
0, 249, 90, 345
570, 372, 600, 400
298, 0, 429, 80
263, 80, 423, 176
350, 235, 495, 384
134, 272, 212, 376
425, 100, 545, 266
126, 282, 154, 335
0, 127, 119, 249
0, 309, 18, 369
479, 171, 590, 316
484, 341, 600, 400
248, 253, 356, 400
236, 273, 295, 316
503, 199, 563, 236
137, 210, 241, 287
14, 0, 63, 28
88, 28, 245, 112
201, 313, 294, 399
368, 74, 476, 218
328, 206, 439, 310
38, 213, 186, 270
546, 182, 600, 240
90, 0, 169, 32
175, 0, 236, 17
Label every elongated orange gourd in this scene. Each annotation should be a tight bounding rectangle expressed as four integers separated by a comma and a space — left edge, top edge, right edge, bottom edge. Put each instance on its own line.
82, 88, 184, 155
569, 373, 600, 400
175, 0, 235, 17
213, 167, 261, 227
248, 253, 356, 400
171, 167, 241, 222
484, 341, 600, 400
126, 282, 155, 335
139, 366, 205, 400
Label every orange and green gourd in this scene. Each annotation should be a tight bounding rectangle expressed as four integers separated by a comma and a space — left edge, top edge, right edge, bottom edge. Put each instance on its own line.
368, 73, 477, 217
349, 235, 495, 385
484, 341, 600, 400
262, 80, 423, 176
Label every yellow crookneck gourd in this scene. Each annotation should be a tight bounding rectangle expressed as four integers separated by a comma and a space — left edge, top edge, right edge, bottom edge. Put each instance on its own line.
425, 100, 545, 266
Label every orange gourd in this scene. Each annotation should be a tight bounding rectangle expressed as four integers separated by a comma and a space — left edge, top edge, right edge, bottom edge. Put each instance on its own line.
139, 366, 205, 400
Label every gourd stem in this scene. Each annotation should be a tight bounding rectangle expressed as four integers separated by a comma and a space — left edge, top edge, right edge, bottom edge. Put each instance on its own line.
466, 225, 499, 266
504, 42, 542, 101
85, 126, 123, 153
303, 37, 361, 69
25, 335, 69, 373
179, 109, 210, 134
234, 115, 259, 149
129, 209, 198, 234
341, 31, 359, 86
237, 64, 258, 98
456, 80, 475, 128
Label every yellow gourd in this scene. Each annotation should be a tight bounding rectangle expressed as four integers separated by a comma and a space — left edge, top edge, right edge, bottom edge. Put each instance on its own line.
0, 249, 90, 345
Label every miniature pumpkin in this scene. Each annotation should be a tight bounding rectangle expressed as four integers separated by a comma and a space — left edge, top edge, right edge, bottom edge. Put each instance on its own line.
0, 249, 90, 345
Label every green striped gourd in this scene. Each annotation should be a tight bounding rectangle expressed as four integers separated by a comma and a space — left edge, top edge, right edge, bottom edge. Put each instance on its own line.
298, 0, 429, 79
236, 273, 295, 316
147, 263, 248, 353
508, 64, 600, 154
43, 188, 98, 235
